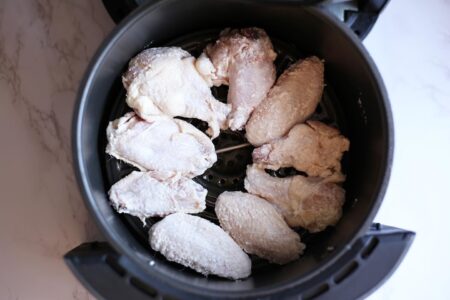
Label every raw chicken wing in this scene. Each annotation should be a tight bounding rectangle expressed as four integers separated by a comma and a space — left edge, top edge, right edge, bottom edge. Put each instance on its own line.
123, 47, 231, 138
149, 213, 251, 279
253, 121, 349, 182
215, 191, 304, 264
106, 112, 216, 177
109, 171, 206, 222
246, 56, 324, 146
245, 165, 345, 232
197, 28, 276, 130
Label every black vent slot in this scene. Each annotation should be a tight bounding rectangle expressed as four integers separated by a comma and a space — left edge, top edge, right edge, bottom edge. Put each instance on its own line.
105, 255, 126, 277
303, 283, 330, 300
129, 277, 159, 297
361, 237, 379, 259
334, 261, 358, 284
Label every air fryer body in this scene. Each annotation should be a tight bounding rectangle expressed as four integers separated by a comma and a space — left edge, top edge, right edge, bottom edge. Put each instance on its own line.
70, 0, 403, 298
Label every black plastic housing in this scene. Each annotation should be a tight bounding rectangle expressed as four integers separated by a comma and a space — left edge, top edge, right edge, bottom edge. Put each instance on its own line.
65, 225, 414, 299
102, 0, 390, 39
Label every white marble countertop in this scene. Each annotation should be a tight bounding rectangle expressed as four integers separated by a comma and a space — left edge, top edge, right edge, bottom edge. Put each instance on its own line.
0, 0, 448, 299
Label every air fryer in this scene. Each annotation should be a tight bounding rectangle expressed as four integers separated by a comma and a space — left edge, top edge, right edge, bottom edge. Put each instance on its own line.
66, 0, 415, 299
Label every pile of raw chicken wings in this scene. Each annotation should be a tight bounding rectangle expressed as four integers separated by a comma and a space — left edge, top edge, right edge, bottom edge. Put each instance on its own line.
106, 28, 349, 279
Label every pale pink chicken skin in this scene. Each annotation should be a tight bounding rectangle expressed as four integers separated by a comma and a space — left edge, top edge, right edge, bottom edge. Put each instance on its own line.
253, 120, 350, 182
196, 28, 277, 131
244, 165, 345, 233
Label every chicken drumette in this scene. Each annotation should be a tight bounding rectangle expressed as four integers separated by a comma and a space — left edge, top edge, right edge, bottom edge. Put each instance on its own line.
196, 28, 277, 131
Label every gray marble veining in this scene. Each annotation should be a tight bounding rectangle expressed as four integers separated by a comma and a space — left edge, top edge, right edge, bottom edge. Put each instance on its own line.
0, 0, 449, 299
0, 0, 113, 298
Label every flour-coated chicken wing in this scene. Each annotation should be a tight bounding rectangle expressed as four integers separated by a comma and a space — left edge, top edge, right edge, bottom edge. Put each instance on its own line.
106, 112, 216, 177
245, 165, 345, 232
109, 171, 207, 222
123, 47, 231, 138
215, 191, 304, 264
253, 121, 349, 182
246, 57, 324, 146
149, 213, 251, 279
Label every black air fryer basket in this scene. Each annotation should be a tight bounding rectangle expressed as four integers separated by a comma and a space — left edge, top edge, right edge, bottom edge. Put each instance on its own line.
66, 0, 415, 299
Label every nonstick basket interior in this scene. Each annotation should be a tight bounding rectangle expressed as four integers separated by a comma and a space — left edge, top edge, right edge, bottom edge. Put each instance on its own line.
99, 29, 349, 275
